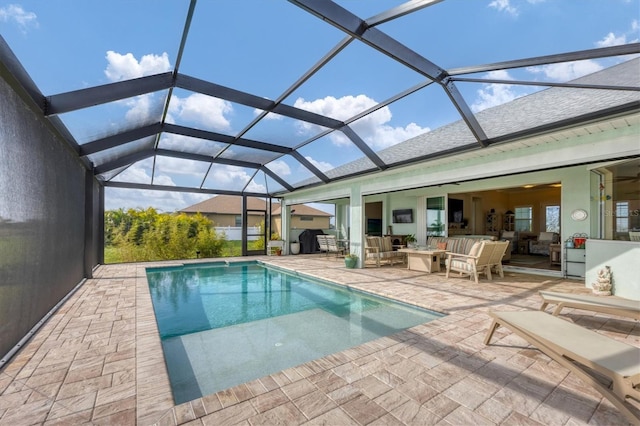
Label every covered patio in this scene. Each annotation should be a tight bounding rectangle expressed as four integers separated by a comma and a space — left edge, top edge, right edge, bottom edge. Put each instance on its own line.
0, 256, 637, 425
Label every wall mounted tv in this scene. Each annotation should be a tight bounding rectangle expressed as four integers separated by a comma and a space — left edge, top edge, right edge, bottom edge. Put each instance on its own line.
448, 198, 464, 223
392, 209, 413, 223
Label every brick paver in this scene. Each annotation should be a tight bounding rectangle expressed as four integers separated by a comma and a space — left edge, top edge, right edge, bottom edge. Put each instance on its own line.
0, 256, 637, 425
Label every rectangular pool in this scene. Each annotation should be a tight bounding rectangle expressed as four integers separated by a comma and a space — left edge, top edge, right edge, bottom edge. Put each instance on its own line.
146, 261, 443, 404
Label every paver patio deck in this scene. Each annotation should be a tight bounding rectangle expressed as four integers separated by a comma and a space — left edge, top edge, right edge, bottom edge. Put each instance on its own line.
0, 255, 638, 425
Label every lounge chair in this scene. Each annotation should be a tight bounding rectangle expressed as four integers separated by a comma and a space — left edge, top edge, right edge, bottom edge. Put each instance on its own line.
325, 235, 346, 258
539, 291, 640, 320
484, 310, 640, 423
316, 235, 329, 256
445, 240, 507, 283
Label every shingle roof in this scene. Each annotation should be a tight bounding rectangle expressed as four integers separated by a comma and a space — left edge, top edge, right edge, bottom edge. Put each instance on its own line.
299, 58, 640, 185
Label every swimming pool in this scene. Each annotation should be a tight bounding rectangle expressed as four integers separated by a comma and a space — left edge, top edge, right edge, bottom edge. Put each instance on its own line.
146, 261, 443, 404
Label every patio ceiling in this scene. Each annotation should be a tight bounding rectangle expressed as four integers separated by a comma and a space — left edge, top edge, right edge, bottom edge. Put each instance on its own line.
1, 0, 639, 198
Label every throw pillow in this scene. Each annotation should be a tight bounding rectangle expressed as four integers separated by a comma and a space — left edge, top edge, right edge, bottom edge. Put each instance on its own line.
468, 241, 482, 257
437, 242, 447, 250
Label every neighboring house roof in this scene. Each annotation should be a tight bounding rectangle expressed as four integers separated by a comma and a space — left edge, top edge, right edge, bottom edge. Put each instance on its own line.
181, 195, 331, 217
272, 204, 331, 217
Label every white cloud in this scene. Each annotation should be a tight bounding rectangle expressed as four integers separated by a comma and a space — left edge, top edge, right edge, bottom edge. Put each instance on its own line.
155, 156, 209, 177
0, 4, 38, 32
153, 174, 177, 187
305, 156, 333, 173
104, 52, 235, 132
293, 95, 428, 150
488, 0, 518, 16
205, 165, 266, 193
253, 108, 283, 120
105, 163, 192, 212
123, 94, 155, 123
105, 186, 210, 212
105, 162, 257, 212
471, 70, 520, 112
472, 59, 605, 113
159, 133, 225, 156
115, 162, 152, 184
596, 32, 628, 47
526, 60, 603, 81
103, 51, 172, 125
167, 93, 233, 132
267, 160, 291, 176
104, 51, 171, 82
596, 19, 639, 47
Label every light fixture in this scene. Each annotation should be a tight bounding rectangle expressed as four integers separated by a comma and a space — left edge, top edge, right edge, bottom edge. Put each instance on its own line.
523, 184, 535, 188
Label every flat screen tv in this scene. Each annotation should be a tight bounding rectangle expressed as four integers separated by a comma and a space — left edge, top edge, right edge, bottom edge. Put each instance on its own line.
392, 209, 413, 223
448, 198, 464, 223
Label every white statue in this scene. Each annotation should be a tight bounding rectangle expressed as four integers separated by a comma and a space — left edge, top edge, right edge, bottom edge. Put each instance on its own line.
591, 265, 612, 295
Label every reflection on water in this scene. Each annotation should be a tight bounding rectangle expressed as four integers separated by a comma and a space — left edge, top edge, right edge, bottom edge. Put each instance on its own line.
146, 262, 441, 340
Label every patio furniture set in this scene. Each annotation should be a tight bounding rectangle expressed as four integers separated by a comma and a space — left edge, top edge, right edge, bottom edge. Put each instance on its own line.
315, 235, 512, 285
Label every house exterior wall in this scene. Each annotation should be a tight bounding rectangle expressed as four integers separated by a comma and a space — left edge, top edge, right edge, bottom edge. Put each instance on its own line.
205, 213, 236, 227
203, 213, 265, 228
283, 116, 640, 297
201, 212, 329, 238
0, 73, 97, 360
290, 216, 330, 231
585, 239, 640, 300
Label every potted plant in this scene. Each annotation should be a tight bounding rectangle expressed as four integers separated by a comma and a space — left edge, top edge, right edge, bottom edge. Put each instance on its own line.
344, 253, 358, 268
290, 239, 300, 255
404, 234, 417, 248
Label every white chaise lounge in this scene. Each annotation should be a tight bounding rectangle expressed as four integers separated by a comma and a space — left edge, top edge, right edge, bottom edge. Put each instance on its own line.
484, 310, 640, 423
539, 291, 640, 320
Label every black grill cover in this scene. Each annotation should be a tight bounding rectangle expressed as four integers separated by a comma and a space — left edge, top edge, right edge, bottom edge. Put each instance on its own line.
299, 229, 326, 253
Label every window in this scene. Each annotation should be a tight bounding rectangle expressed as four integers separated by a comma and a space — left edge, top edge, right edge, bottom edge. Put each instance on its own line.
545, 205, 560, 233
616, 202, 629, 232
591, 158, 640, 240
426, 197, 445, 236
234, 215, 242, 227
300, 216, 313, 221
515, 206, 532, 232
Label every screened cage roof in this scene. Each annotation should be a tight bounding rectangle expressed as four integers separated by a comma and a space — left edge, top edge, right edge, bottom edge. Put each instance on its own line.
1, 0, 639, 200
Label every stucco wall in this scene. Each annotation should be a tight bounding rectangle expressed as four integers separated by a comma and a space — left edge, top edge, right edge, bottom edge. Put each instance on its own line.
585, 240, 640, 300
0, 74, 93, 361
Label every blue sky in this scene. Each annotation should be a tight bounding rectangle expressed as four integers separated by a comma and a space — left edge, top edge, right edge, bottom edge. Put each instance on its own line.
1, 0, 638, 213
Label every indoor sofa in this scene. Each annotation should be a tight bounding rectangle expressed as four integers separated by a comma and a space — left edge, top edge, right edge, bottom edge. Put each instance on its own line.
529, 232, 560, 256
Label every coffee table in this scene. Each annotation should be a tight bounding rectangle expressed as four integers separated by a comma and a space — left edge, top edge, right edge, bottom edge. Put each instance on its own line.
397, 248, 447, 273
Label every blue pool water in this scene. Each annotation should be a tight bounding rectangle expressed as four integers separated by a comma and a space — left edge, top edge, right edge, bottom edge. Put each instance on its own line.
146, 261, 443, 404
